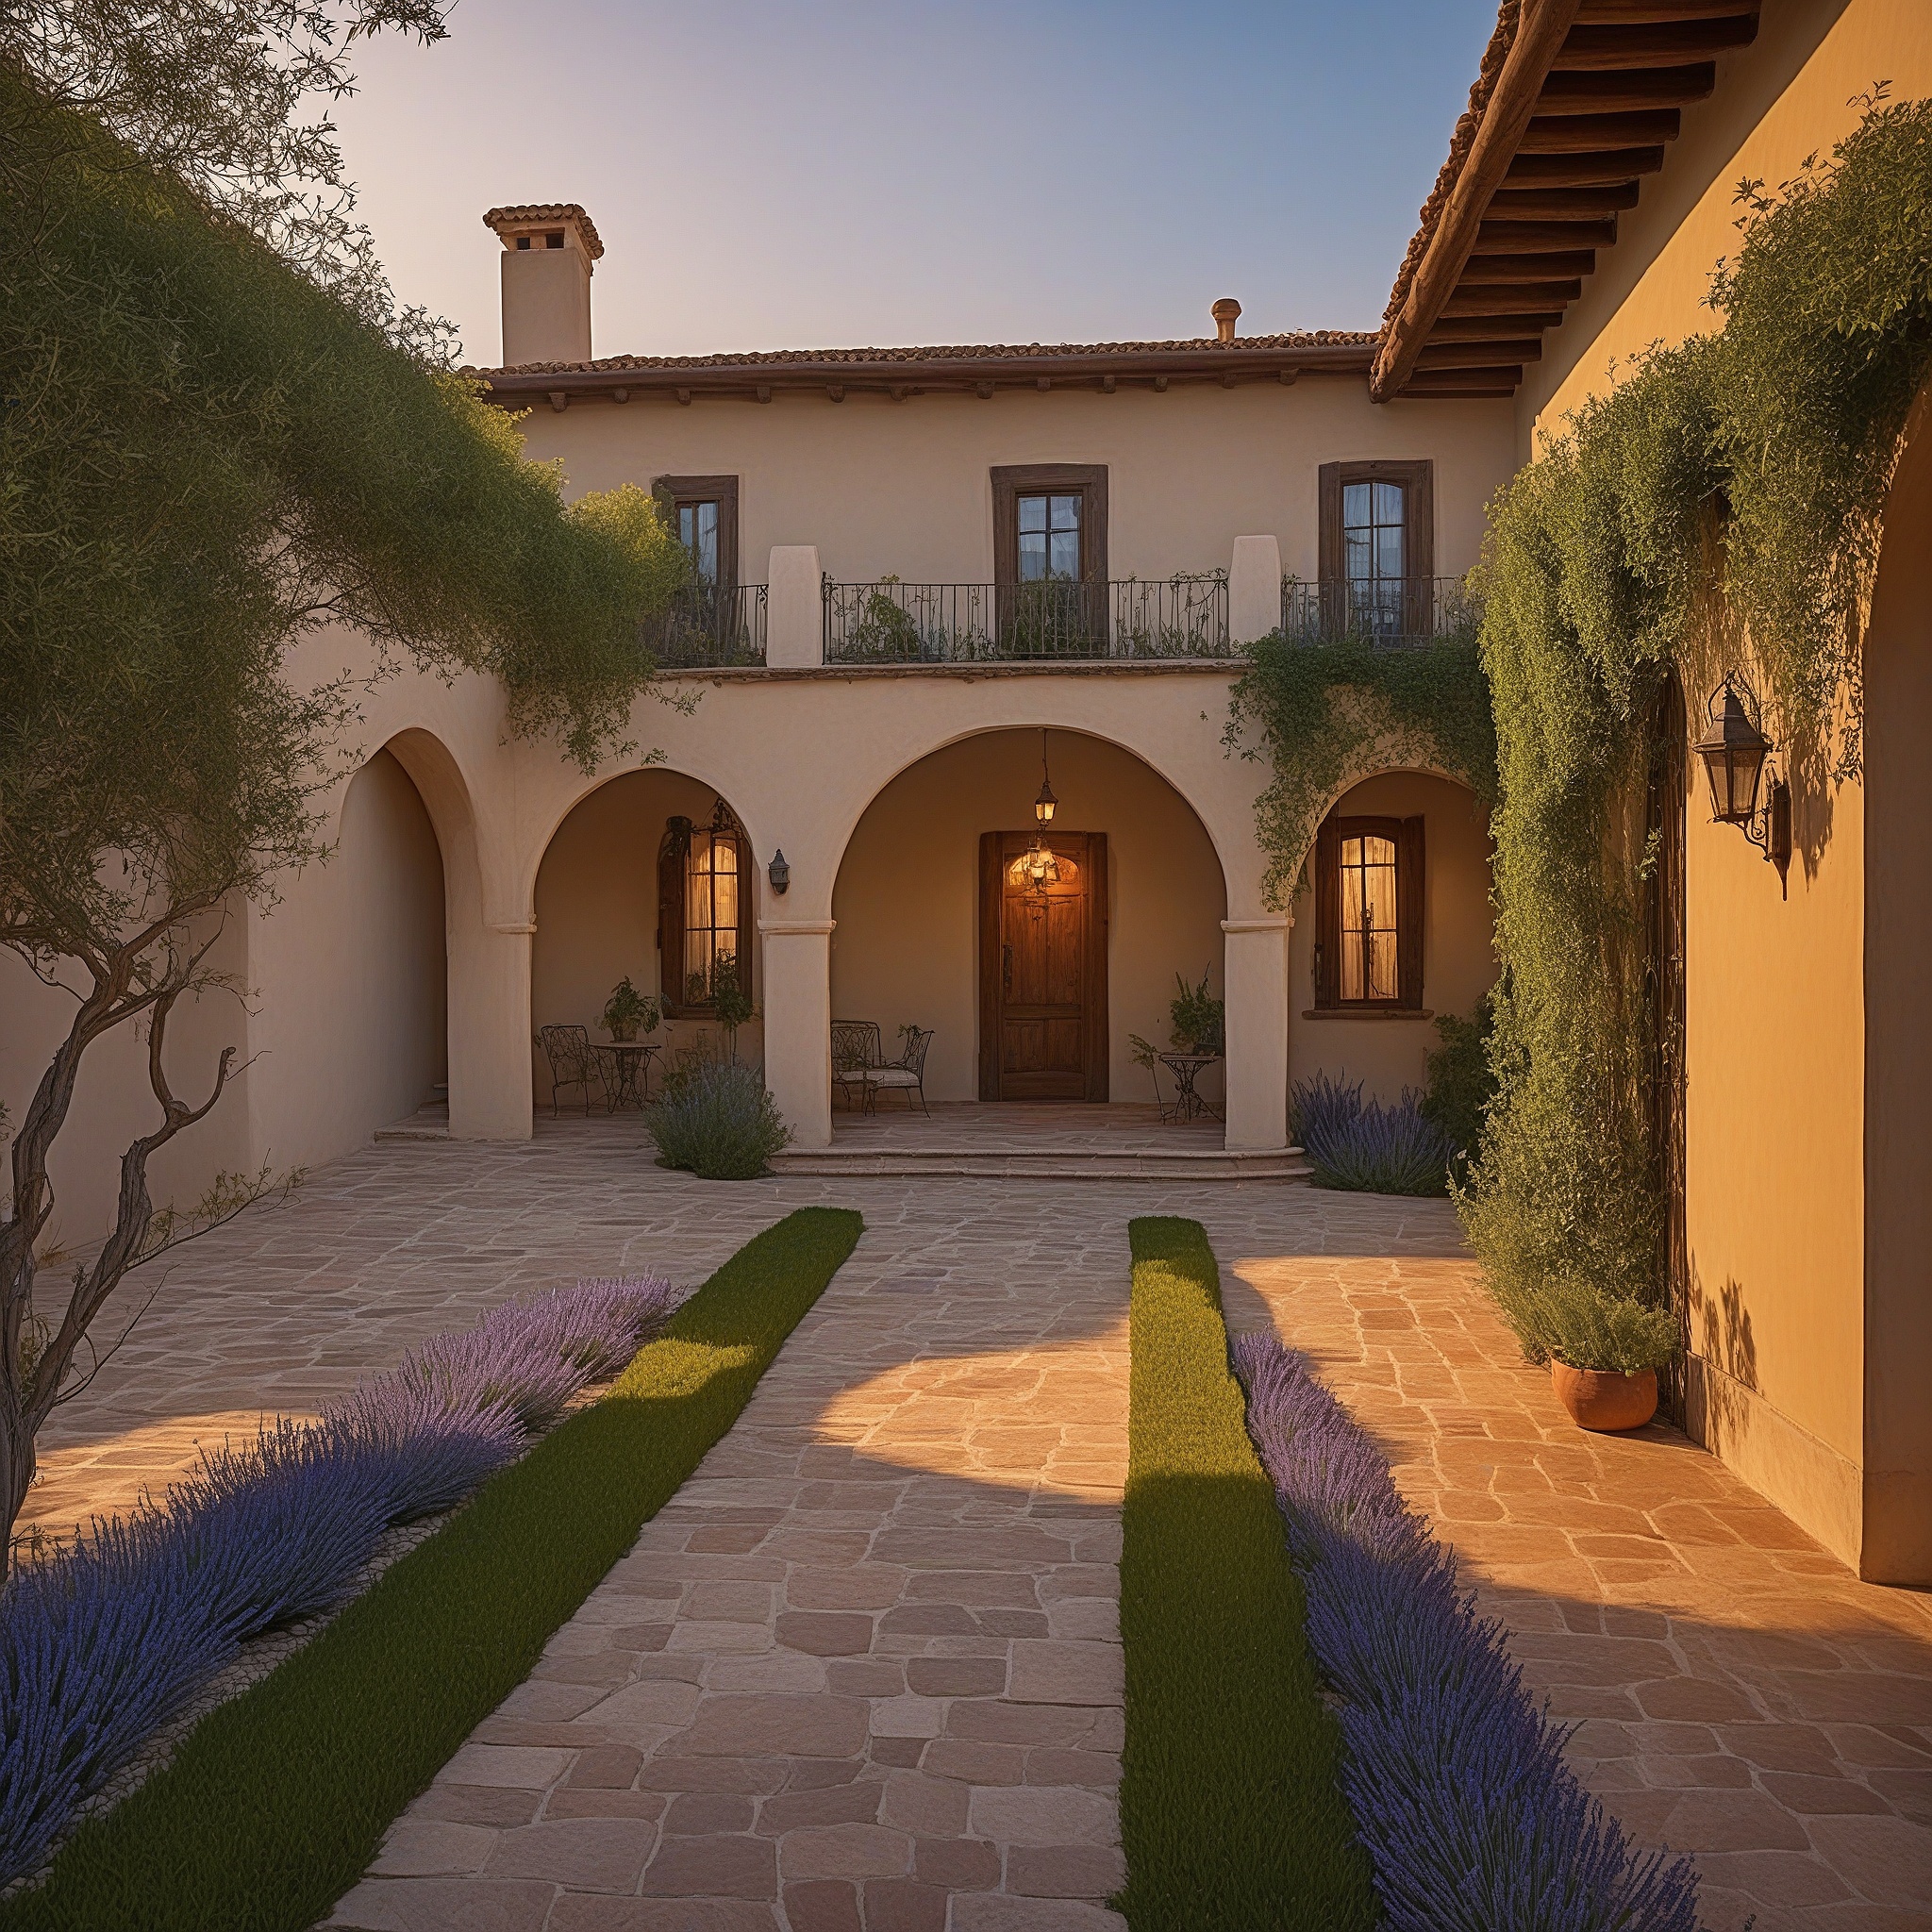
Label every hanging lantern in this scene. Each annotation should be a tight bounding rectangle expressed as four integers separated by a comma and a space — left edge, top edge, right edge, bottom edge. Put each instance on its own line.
1692, 679, 1770, 826
1035, 730, 1058, 825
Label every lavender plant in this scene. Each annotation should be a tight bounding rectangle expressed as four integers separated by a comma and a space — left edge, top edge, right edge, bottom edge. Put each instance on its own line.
1231, 1332, 1702, 1932
1291, 1072, 1454, 1196
0, 1273, 675, 1888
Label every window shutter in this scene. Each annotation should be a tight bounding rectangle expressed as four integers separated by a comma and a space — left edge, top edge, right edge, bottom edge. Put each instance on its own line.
1397, 815, 1426, 1009
1316, 464, 1342, 590
1313, 813, 1341, 1008
735, 823, 756, 993
658, 816, 691, 1015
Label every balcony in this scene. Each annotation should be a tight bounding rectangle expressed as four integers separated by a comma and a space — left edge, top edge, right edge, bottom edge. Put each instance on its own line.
822, 574, 1231, 665
643, 582, 768, 668
1279, 575, 1477, 649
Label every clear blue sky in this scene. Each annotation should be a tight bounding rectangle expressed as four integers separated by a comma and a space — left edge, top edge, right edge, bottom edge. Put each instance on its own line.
333, 0, 1499, 365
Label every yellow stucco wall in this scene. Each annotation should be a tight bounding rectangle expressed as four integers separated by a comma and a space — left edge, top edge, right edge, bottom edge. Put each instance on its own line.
1286, 771, 1499, 1103
1516, 0, 1932, 1573
827, 728, 1228, 1108
512, 378, 1517, 588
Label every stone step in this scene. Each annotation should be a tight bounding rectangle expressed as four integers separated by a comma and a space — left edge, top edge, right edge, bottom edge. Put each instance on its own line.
767, 1146, 1309, 1183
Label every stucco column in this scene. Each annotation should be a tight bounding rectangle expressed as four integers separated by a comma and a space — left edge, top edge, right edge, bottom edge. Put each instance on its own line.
1222, 915, 1291, 1151
766, 547, 824, 668
760, 918, 835, 1149
447, 919, 535, 1141
1229, 535, 1284, 645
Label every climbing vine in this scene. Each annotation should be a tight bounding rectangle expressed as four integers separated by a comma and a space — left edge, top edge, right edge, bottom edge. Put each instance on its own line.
1238, 94, 1932, 1370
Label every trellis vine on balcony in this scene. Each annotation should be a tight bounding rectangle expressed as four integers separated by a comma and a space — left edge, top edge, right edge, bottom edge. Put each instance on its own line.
1460, 94, 1932, 1370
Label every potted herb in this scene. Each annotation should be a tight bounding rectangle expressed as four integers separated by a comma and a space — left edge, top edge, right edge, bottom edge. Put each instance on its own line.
1167, 968, 1224, 1057
1495, 1276, 1680, 1433
707, 955, 758, 1064
601, 976, 658, 1043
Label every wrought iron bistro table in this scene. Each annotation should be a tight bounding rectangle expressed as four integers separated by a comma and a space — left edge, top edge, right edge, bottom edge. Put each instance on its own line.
1158, 1052, 1224, 1125
592, 1041, 660, 1111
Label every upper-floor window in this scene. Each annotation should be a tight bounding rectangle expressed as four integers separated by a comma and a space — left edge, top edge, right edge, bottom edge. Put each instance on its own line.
1312, 810, 1425, 1009
655, 475, 739, 593
1018, 492, 1082, 581
1318, 459, 1434, 639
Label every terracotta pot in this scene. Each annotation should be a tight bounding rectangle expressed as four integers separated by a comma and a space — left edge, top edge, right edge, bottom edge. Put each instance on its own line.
609, 1023, 637, 1043
1551, 1360, 1658, 1433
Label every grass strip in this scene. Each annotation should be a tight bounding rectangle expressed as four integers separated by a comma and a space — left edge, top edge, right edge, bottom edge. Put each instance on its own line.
3, 1206, 863, 1932
1116, 1216, 1375, 1930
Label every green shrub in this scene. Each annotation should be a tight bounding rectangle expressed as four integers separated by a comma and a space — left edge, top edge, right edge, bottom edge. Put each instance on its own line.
1117, 1217, 1374, 1930
1421, 995, 1498, 1186
1, 1208, 863, 1932
645, 1060, 791, 1179
1491, 1274, 1682, 1375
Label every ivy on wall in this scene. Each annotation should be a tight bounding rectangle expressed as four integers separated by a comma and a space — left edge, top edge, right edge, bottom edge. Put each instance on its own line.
1238, 95, 1932, 1371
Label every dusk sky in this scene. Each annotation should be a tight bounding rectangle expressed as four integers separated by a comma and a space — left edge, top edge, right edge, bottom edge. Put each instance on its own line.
332, 0, 1500, 366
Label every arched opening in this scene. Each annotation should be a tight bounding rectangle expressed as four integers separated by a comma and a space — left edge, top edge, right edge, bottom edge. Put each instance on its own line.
531, 768, 759, 1111
829, 728, 1227, 1109
1286, 769, 1496, 1100
254, 743, 447, 1150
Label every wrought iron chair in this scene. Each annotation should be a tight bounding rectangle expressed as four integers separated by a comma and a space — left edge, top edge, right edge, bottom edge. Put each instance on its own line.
537, 1024, 604, 1117
830, 1020, 883, 1112
867, 1026, 934, 1115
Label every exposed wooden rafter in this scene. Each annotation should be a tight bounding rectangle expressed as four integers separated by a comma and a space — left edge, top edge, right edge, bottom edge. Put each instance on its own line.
1374, 0, 1759, 402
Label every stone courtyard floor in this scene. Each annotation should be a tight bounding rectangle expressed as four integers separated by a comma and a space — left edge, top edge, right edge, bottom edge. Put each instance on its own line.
28, 1117, 1932, 1931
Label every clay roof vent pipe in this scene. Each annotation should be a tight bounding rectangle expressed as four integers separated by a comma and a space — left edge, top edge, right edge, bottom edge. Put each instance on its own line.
1212, 297, 1241, 344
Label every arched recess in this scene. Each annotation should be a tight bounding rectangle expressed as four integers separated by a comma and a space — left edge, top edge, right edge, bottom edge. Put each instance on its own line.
1285, 766, 1497, 1100
828, 727, 1228, 1108
247, 740, 448, 1164
1860, 378, 1932, 1582
530, 766, 761, 1108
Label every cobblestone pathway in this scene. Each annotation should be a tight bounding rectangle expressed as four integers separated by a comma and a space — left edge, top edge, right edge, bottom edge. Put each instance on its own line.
27, 1119, 1932, 1929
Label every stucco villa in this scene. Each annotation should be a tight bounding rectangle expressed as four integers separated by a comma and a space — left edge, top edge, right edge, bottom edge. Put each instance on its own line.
7, 0, 1930, 1599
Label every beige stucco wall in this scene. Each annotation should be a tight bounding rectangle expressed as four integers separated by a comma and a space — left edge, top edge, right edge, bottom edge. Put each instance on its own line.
531, 767, 764, 1107
1523, 0, 1931, 448
0, 745, 445, 1252
828, 729, 1228, 1108
511, 378, 1517, 588
1285, 772, 1498, 1102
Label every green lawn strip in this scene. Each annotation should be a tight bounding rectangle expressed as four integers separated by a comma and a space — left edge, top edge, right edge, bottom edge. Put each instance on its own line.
4, 1206, 863, 1932
1116, 1216, 1375, 1930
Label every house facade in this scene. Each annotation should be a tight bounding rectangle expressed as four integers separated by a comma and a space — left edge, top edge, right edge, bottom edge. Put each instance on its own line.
5, 0, 1930, 1580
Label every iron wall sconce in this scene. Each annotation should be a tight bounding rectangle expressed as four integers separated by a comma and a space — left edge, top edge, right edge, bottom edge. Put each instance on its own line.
767, 849, 790, 896
1693, 676, 1792, 898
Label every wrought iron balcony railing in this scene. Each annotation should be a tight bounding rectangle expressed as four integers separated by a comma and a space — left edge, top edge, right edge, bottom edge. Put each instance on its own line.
643, 582, 768, 667
823, 574, 1230, 664
1280, 575, 1477, 648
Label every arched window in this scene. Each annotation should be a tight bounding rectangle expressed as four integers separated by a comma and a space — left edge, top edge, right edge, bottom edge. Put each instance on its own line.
658, 801, 753, 1013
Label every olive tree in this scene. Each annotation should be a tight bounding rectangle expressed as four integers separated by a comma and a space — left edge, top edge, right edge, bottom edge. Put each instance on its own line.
0, 9, 687, 1563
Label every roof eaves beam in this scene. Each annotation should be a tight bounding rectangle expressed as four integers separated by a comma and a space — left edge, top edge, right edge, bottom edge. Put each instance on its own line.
1372, 0, 1585, 403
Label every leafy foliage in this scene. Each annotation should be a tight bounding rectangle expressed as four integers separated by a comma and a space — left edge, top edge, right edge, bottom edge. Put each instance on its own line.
1119, 1218, 1375, 1930
599, 976, 658, 1041
1232, 1330, 1700, 1930
644, 1061, 791, 1180
0, 1210, 860, 1930
1166, 967, 1224, 1056
1421, 998, 1498, 1187
1460, 96, 1932, 1372
1229, 628, 1496, 905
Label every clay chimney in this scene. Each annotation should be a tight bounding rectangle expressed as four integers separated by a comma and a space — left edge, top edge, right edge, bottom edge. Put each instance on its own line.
1211, 297, 1241, 344
482, 204, 603, 367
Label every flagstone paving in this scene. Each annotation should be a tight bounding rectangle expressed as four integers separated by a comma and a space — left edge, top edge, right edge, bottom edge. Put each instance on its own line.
25, 1116, 1932, 1929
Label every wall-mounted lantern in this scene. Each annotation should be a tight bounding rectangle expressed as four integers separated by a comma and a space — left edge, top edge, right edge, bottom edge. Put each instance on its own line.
1693, 676, 1792, 898
767, 849, 791, 896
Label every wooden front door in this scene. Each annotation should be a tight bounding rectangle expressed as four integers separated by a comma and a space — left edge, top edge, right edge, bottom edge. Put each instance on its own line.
978, 831, 1108, 1101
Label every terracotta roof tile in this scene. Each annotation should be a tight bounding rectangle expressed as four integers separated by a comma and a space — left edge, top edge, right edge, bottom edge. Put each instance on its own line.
482, 203, 605, 259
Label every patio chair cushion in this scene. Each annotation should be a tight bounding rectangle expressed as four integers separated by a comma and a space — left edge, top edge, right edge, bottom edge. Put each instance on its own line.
867, 1069, 921, 1089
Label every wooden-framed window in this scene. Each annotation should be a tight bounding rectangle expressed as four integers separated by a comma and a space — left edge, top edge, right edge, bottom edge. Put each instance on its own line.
654, 475, 740, 590
991, 465, 1108, 586
1312, 811, 1425, 1009
657, 803, 753, 1015
1317, 459, 1433, 638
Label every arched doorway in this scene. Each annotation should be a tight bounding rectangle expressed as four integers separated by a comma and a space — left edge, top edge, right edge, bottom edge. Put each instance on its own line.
531, 769, 759, 1109
830, 728, 1227, 1108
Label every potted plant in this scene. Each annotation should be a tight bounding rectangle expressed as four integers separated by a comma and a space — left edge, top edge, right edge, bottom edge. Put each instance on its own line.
1167, 968, 1224, 1057
601, 976, 658, 1043
708, 955, 757, 1064
1505, 1278, 1679, 1432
